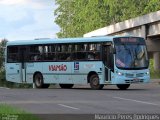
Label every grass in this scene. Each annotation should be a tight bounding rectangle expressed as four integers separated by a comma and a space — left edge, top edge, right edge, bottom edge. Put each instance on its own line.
0, 104, 40, 120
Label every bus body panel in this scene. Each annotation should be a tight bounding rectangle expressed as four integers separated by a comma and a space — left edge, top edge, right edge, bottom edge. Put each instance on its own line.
42, 62, 72, 84
111, 69, 150, 84
24, 61, 104, 84
5, 63, 22, 83
71, 61, 104, 84
40, 61, 104, 84
25, 62, 43, 83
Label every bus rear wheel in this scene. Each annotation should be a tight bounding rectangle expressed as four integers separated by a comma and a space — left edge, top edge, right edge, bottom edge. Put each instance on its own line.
59, 84, 74, 89
34, 73, 44, 88
90, 74, 104, 90
117, 84, 130, 90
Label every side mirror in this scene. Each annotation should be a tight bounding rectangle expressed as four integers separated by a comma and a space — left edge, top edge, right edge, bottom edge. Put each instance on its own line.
147, 60, 150, 66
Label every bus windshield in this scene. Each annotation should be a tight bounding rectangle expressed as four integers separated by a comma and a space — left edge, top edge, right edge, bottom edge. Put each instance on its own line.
115, 44, 149, 69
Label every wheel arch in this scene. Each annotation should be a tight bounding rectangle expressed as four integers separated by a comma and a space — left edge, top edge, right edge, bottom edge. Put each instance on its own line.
33, 71, 43, 83
87, 71, 98, 83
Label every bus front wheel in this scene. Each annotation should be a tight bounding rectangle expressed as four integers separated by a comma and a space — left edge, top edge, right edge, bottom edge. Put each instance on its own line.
34, 73, 44, 88
117, 84, 130, 90
90, 74, 104, 90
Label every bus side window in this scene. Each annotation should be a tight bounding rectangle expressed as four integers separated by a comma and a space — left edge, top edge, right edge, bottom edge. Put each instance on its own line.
95, 52, 100, 60
72, 52, 76, 60
43, 45, 56, 61
29, 45, 42, 61
56, 44, 72, 61
87, 52, 94, 60
33, 49, 41, 61
88, 43, 101, 60
74, 44, 88, 60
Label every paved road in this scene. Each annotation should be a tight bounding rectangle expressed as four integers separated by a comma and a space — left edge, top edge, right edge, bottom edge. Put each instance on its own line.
0, 81, 160, 119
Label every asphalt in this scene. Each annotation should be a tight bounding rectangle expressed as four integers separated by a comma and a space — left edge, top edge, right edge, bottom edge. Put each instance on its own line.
0, 80, 160, 120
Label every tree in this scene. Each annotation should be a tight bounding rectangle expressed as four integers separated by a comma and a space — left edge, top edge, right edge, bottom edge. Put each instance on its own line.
54, 0, 160, 38
97, 0, 150, 23
0, 39, 8, 70
54, 0, 110, 38
144, 0, 160, 14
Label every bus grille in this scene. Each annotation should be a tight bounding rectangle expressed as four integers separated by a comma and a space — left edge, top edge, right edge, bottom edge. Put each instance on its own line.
125, 79, 144, 83
136, 73, 144, 77
125, 73, 134, 78
125, 73, 144, 78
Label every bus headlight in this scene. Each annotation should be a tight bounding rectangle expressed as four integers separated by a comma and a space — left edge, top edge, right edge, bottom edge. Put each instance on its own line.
117, 72, 124, 76
146, 72, 149, 75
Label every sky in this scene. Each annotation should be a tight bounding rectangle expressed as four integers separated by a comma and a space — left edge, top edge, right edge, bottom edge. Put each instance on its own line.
0, 0, 59, 41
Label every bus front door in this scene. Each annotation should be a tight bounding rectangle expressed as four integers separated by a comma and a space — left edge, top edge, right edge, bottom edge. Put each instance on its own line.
103, 44, 114, 81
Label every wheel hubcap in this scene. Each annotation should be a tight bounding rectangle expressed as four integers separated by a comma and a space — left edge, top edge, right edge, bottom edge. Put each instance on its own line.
92, 77, 98, 86
36, 76, 41, 86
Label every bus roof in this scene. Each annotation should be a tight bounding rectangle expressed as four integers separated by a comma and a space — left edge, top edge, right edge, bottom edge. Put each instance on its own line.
6, 36, 116, 46
6, 36, 143, 46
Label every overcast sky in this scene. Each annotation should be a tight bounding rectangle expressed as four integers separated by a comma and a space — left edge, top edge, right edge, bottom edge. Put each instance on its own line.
0, 0, 59, 41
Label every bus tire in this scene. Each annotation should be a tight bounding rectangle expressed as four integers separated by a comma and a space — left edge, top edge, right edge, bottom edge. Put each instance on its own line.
34, 73, 44, 88
59, 84, 74, 89
117, 84, 130, 90
90, 74, 104, 90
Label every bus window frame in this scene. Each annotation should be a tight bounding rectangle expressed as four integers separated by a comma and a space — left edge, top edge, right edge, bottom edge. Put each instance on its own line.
7, 46, 20, 63
7, 42, 104, 63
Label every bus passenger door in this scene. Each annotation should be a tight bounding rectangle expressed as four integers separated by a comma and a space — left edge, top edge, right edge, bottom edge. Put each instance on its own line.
102, 44, 114, 81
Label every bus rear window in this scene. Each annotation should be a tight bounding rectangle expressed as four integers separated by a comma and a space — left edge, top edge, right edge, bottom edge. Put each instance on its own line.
7, 46, 19, 63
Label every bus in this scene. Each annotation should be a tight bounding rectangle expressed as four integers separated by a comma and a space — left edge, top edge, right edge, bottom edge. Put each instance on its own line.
5, 36, 150, 90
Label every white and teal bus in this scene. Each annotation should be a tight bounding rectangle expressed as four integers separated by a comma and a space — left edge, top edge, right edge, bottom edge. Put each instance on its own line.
5, 36, 150, 90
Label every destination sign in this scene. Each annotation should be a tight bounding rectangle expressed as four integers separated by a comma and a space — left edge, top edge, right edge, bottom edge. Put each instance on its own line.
114, 37, 145, 45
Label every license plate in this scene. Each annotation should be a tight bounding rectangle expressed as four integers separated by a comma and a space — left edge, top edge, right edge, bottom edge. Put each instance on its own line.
133, 78, 140, 82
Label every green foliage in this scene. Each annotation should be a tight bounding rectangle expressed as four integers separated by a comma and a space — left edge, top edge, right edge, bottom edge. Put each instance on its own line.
0, 70, 32, 88
144, 0, 160, 14
0, 39, 7, 86
0, 39, 7, 70
0, 104, 39, 120
54, 0, 160, 38
0, 70, 6, 85
54, 0, 109, 37
0, 104, 26, 114
150, 59, 160, 79
0, 70, 16, 88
